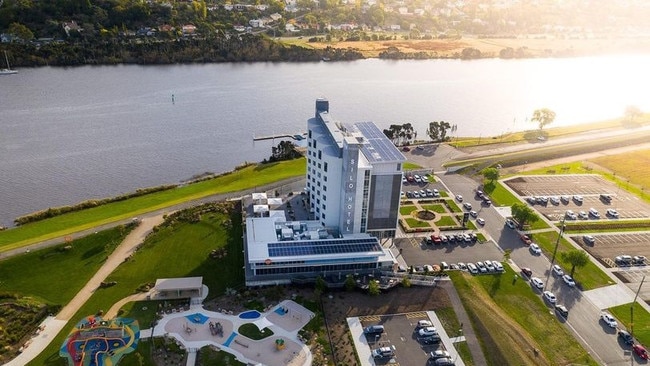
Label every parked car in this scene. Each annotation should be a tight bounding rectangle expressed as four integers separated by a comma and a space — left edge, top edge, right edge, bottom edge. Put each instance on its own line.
565, 210, 577, 220
431, 234, 442, 244
476, 217, 485, 225
470, 210, 478, 217
364, 325, 385, 335
505, 219, 516, 229
439, 234, 449, 243
529, 243, 542, 255
520, 234, 532, 245
555, 304, 569, 317
430, 350, 451, 360
475, 261, 488, 273
492, 261, 504, 272
633, 344, 649, 360
543, 291, 557, 303
372, 346, 396, 358
561, 195, 570, 203
573, 195, 584, 203
600, 312, 618, 328
578, 211, 589, 219
432, 188, 440, 197
455, 194, 463, 202
463, 202, 472, 210
421, 175, 429, 182
482, 197, 492, 206
583, 235, 595, 245
458, 262, 467, 271
550, 196, 560, 205
562, 274, 576, 287
441, 262, 450, 271
531, 277, 544, 289
616, 255, 633, 266
600, 193, 613, 203
618, 329, 634, 345
433, 358, 455, 366
419, 334, 441, 344
521, 268, 533, 278
633, 255, 647, 265
589, 208, 600, 218
484, 260, 495, 272
606, 208, 619, 218
417, 320, 433, 328
552, 264, 564, 276
402, 146, 411, 152
425, 188, 434, 197
418, 326, 438, 337
467, 263, 478, 274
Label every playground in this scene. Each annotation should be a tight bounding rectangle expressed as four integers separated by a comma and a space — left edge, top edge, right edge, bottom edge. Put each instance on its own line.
59, 316, 139, 366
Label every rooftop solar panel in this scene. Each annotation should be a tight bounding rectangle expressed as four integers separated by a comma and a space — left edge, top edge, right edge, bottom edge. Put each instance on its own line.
354, 122, 406, 163
268, 238, 383, 258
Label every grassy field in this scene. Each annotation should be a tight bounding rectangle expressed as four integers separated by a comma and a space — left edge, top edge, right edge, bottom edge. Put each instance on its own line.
422, 203, 447, 213
29, 202, 244, 366
399, 205, 417, 215
530, 231, 613, 290
590, 149, 650, 189
0, 225, 133, 306
450, 267, 597, 366
405, 217, 431, 228
0, 158, 306, 253
609, 302, 650, 347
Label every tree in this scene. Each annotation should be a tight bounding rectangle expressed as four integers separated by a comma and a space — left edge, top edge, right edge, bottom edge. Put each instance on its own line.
344, 274, 356, 291
269, 140, 301, 162
482, 167, 499, 182
401, 276, 411, 288
8, 22, 34, 40
426, 121, 440, 141
368, 279, 380, 296
560, 250, 589, 276
510, 202, 538, 228
315, 275, 327, 295
625, 105, 642, 122
531, 108, 556, 130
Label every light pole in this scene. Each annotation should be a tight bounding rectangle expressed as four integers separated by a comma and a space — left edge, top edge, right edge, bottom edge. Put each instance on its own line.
544, 216, 566, 292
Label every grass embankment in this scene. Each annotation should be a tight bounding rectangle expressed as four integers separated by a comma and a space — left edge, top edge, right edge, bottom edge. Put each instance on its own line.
29, 202, 244, 366
0, 158, 306, 253
528, 231, 613, 290
450, 268, 597, 366
434, 306, 474, 365
483, 180, 549, 230
609, 302, 650, 347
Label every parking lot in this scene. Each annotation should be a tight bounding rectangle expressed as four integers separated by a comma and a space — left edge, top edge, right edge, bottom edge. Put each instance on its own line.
504, 175, 650, 221
571, 233, 650, 268
358, 311, 460, 366
394, 236, 504, 270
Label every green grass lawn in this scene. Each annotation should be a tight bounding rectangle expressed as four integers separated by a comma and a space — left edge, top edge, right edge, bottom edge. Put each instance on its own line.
0, 158, 306, 253
403, 162, 422, 170
0, 224, 134, 305
422, 204, 447, 213
405, 218, 431, 228
400, 205, 417, 215
29, 202, 245, 366
532, 231, 613, 290
238, 323, 274, 340
195, 346, 245, 366
609, 302, 650, 347
447, 200, 461, 213
436, 216, 458, 227
450, 267, 596, 365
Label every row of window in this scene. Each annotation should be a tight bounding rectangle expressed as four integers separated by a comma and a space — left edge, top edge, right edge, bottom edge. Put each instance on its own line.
254, 262, 378, 276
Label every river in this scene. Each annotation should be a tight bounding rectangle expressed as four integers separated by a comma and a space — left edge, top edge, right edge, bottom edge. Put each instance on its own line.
1, 55, 648, 227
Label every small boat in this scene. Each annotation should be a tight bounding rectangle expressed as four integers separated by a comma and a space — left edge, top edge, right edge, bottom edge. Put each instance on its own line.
0, 50, 17, 75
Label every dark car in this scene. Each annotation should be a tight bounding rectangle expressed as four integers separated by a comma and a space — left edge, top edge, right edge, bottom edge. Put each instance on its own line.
618, 330, 634, 345
419, 334, 441, 344
363, 325, 385, 335
521, 268, 533, 277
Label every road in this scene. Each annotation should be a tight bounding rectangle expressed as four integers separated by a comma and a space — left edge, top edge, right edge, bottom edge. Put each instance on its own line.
436, 171, 636, 365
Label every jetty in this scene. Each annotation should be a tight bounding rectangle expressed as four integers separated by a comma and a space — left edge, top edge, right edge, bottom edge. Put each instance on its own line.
253, 133, 307, 142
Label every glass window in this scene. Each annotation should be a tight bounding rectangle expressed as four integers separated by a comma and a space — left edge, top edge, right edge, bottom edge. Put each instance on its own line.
318, 150, 322, 159
324, 162, 328, 172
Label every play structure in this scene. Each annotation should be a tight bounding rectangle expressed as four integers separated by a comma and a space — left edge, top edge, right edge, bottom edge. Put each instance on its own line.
275, 338, 285, 350
209, 321, 223, 337
59, 315, 139, 366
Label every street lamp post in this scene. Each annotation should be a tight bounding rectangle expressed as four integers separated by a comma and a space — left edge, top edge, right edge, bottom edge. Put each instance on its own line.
544, 216, 566, 292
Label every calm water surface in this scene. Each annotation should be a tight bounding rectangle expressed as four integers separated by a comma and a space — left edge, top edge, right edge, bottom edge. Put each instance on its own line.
1, 56, 648, 226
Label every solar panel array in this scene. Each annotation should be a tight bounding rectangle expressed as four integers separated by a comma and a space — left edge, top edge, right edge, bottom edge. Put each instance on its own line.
268, 238, 382, 258
355, 122, 405, 163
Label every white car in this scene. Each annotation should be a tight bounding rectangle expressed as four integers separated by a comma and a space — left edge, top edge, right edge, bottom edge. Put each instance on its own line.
455, 194, 463, 202
583, 235, 595, 245
372, 346, 396, 358
543, 291, 557, 303
552, 264, 564, 276
531, 277, 544, 289
418, 326, 438, 337
417, 320, 433, 328
562, 274, 575, 287
469, 210, 478, 217
529, 243, 542, 255
421, 175, 429, 183
565, 210, 577, 220
578, 211, 589, 219
463, 202, 472, 210
600, 312, 618, 328
432, 189, 440, 197
573, 195, 584, 203
606, 208, 619, 218
505, 219, 516, 229
589, 208, 600, 218
476, 217, 485, 225
467, 263, 478, 274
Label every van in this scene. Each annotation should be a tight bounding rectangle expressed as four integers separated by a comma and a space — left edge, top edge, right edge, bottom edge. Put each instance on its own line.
363, 325, 385, 335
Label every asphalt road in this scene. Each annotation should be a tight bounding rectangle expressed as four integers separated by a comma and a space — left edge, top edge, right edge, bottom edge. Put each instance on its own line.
436, 171, 635, 365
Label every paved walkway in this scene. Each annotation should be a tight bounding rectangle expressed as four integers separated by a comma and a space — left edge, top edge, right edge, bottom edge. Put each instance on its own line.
438, 281, 488, 366
152, 299, 314, 366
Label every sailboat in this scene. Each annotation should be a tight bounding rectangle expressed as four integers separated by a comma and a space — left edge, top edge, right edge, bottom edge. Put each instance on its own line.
1, 51, 17, 75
